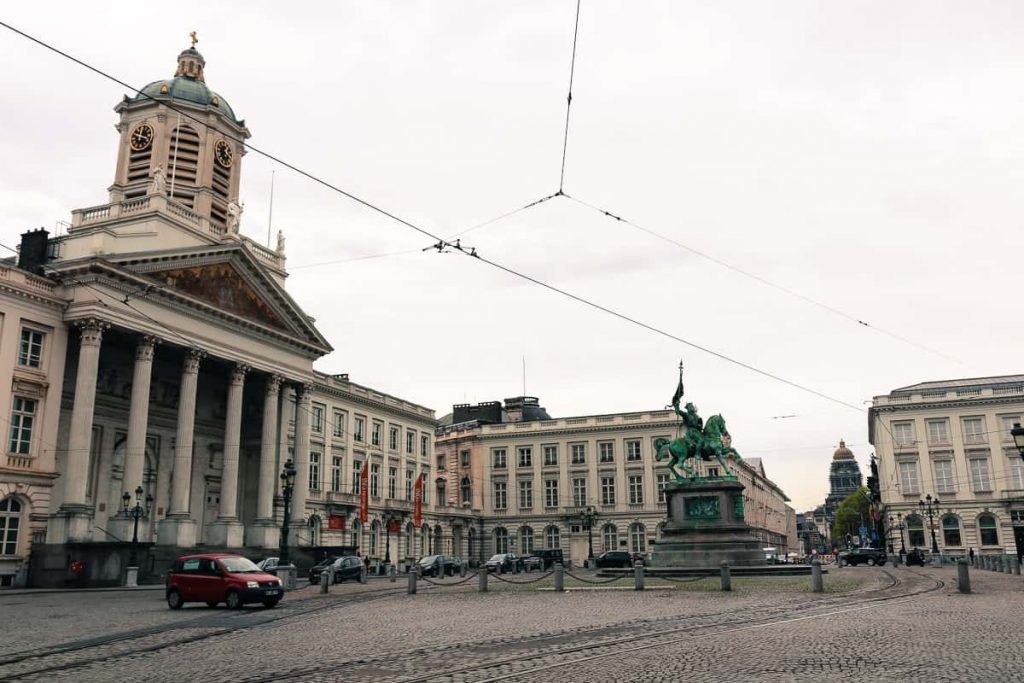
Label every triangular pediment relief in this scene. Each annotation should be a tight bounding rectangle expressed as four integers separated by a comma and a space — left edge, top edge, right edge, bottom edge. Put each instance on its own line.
146, 262, 289, 332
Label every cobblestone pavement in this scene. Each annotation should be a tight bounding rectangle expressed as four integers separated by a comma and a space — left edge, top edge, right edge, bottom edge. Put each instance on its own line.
1, 567, 1021, 682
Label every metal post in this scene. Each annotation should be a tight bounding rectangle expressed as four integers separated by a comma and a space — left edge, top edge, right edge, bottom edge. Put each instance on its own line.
634, 560, 645, 591
408, 567, 417, 594
320, 570, 329, 594
1013, 557, 1021, 576
719, 561, 731, 592
957, 559, 970, 594
460, 561, 466, 578
811, 559, 823, 593
360, 564, 367, 584
479, 567, 489, 592
389, 564, 397, 582
554, 563, 564, 592
1005, 557, 1013, 575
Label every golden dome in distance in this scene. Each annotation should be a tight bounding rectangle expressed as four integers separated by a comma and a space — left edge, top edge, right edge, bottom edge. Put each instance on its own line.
833, 439, 855, 460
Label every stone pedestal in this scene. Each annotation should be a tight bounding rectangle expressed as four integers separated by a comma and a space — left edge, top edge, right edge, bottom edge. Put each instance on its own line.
125, 566, 139, 587
206, 520, 245, 548
650, 478, 764, 568
245, 521, 280, 549
156, 516, 197, 547
47, 504, 96, 544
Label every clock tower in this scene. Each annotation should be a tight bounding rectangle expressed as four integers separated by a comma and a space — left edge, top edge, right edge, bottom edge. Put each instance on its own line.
108, 39, 251, 232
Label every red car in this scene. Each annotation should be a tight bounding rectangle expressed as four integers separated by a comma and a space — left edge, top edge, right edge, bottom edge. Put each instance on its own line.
166, 553, 284, 610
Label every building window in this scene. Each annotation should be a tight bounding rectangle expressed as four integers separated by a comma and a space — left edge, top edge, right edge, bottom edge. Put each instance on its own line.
962, 417, 986, 445
543, 445, 558, 466
331, 456, 342, 492
706, 466, 719, 478
518, 480, 533, 509
545, 525, 560, 549
354, 417, 365, 442
437, 454, 446, 471
371, 422, 382, 447
332, 411, 345, 438
18, 329, 44, 368
626, 440, 641, 461
406, 431, 415, 454
544, 479, 559, 508
892, 421, 915, 448
311, 405, 324, 433
309, 452, 321, 490
1000, 415, 1022, 443
352, 460, 362, 494
572, 478, 587, 507
388, 426, 399, 451
461, 477, 471, 505
906, 514, 925, 548
388, 467, 397, 499
571, 443, 586, 464
493, 527, 509, 554
941, 515, 962, 547
600, 476, 616, 506
8, 397, 36, 455
370, 463, 380, 497
897, 461, 920, 495
926, 419, 950, 446
436, 479, 446, 504
493, 482, 507, 510
518, 447, 533, 468
968, 457, 992, 492
628, 474, 644, 505
598, 442, 614, 463
629, 522, 646, 554
461, 450, 470, 467
1009, 456, 1024, 490
932, 460, 955, 495
492, 448, 507, 469
519, 526, 534, 554
421, 471, 430, 504
601, 523, 618, 552
1011, 510, 1024, 523
406, 470, 414, 500
421, 435, 429, 457
369, 521, 379, 556
0, 497, 21, 555
978, 513, 999, 546
657, 473, 670, 503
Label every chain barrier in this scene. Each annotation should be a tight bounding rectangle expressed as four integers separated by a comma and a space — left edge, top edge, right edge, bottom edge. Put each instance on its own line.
418, 570, 480, 587
490, 570, 556, 585
652, 572, 717, 584
563, 570, 628, 585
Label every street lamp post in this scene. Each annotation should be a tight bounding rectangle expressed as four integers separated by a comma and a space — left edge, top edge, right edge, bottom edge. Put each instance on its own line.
121, 485, 153, 568
279, 459, 297, 566
888, 513, 906, 555
1011, 423, 1024, 458
581, 506, 596, 566
384, 514, 393, 565
919, 494, 941, 555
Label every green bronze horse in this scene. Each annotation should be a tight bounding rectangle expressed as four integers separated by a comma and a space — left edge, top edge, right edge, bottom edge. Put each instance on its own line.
655, 413, 741, 481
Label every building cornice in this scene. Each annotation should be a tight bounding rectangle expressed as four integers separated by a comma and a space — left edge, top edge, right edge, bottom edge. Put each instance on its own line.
478, 420, 677, 441
312, 380, 437, 427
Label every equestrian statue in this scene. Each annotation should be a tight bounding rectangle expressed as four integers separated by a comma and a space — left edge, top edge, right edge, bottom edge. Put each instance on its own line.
654, 364, 742, 482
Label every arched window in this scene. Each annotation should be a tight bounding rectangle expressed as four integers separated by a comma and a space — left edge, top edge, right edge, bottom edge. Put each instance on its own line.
905, 514, 925, 548
461, 477, 472, 506
602, 523, 618, 552
434, 525, 444, 554
0, 497, 22, 556
468, 527, 477, 559
519, 526, 534, 554
420, 525, 429, 556
436, 479, 447, 506
369, 520, 381, 557
308, 515, 322, 546
629, 522, 647, 553
978, 514, 998, 546
493, 527, 509, 554
942, 515, 962, 547
351, 519, 362, 553
405, 522, 414, 558
544, 525, 560, 549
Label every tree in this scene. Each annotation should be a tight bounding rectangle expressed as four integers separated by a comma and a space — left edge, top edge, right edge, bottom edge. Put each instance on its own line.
831, 487, 871, 546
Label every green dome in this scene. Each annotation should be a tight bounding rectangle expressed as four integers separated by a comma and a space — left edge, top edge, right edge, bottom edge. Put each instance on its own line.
135, 77, 238, 122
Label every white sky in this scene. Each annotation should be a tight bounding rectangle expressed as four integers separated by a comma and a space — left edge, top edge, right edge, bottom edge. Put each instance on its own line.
2, 2, 1023, 512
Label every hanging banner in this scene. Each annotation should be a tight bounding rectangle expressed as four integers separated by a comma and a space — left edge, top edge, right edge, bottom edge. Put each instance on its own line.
388, 518, 402, 533
360, 461, 369, 523
413, 473, 423, 527
328, 515, 346, 530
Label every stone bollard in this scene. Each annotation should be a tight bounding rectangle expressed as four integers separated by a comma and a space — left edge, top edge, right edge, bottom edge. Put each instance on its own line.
360, 565, 367, 584
720, 561, 732, 592
1013, 557, 1021, 576
811, 559, 823, 593
479, 567, 489, 592
554, 563, 564, 592
125, 566, 139, 588
460, 562, 466, 578
634, 560, 645, 591
408, 567, 417, 594
957, 559, 971, 594
389, 565, 397, 583
320, 570, 330, 594
982, 555, 990, 571
1005, 557, 1013, 575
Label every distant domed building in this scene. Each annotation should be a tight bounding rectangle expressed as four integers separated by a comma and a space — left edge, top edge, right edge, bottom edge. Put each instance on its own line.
823, 439, 863, 524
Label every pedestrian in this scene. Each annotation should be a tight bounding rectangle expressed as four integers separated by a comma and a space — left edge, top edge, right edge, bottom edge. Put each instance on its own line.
969, 547, 975, 564
363, 555, 370, 572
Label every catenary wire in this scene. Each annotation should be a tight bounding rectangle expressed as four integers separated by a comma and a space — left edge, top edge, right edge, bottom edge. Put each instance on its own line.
559, 0, 582, 192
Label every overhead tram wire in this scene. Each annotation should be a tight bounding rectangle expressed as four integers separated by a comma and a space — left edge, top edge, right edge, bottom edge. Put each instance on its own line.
559, 0, 583, 193
4, 21, 868, 415
563, 193, 967, 367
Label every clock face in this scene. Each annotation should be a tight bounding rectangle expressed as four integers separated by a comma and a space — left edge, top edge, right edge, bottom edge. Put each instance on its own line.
215, 139, 233, 168
129, 123, 154, 151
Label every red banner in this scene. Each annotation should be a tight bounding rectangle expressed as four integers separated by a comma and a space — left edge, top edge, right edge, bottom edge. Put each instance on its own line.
359, 461, 369, 523
387, 518, 402, 533
413, 473, 423, 527
328, 515, 346, 530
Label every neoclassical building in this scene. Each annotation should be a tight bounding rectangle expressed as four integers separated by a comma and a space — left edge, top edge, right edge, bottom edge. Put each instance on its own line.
435, 397, 797, 566
870, 375, 1024, 560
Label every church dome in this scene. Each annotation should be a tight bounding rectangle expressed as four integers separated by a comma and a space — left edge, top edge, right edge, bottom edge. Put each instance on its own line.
133, 45, 239, 122
833, 439, 855, 460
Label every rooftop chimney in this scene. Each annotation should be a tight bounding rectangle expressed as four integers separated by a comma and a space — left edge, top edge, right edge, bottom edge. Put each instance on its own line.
17, 229, 49, 275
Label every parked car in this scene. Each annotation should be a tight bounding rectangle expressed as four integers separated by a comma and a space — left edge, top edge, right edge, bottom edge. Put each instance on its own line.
418, 554, 459, 577
309, 556, 363, 584
484, 553, 525, 573
255, 557, 280, 572
534, 548, 564, 570
522, 555, 543, 571
595, 551, 634, 569
166, 553, 283, 610
838, 547, 887, 567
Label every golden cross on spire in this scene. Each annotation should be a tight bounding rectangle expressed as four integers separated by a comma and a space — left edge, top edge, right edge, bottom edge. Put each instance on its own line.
189, 31, 198, 47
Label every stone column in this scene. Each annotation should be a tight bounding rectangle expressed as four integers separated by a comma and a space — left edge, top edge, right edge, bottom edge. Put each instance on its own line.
291, 384, 312, 532
51, 319, 109, 542
122, 336, 158, 499
208, 363, 248, 547
157, 349, 204, 547
246, 375, 282, 548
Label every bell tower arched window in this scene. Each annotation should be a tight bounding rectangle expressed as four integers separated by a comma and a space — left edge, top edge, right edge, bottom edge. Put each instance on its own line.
166, 125, 200, 208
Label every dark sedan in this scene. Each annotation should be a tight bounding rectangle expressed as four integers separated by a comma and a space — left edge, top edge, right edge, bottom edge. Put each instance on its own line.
595, 551, 634, 569
309, 556, 363, 584
417, 554, 459, 577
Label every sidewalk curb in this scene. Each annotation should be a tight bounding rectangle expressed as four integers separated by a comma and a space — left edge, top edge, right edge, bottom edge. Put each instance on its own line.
0, 585, 165, 597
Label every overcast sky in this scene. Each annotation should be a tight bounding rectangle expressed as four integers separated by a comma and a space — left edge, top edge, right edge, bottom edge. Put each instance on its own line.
2, 2, 1023, 511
